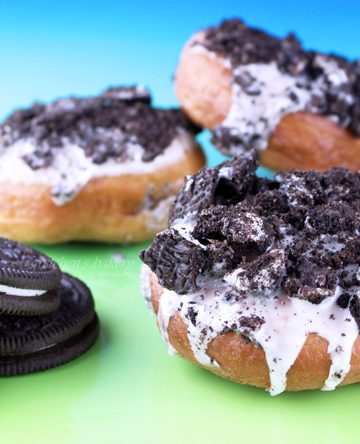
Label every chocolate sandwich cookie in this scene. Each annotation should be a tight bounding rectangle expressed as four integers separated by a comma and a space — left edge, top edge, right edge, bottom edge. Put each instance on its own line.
0, 273, 99, 376
0, 238, 61, 315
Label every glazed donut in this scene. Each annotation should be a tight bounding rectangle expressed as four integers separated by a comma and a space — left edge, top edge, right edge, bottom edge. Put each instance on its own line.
140, 152, 360, 394
175, 18, 360, 172
0, 86, 205, 244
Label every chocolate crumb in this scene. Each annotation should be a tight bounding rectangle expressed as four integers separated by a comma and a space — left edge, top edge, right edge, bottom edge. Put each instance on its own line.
239, 315, 265, 331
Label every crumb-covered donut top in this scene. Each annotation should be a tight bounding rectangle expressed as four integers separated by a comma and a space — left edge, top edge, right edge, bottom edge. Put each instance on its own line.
141, 152, 360, 308
192, 18, 360, 154
0, 86, 199, 204
141, 153, 360, 394
0, 86, 198, 166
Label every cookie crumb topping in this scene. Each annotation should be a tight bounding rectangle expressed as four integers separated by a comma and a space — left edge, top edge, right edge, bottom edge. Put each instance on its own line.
0, 85, 199, 168
141, 152, 360, 318
0, 86, 200, 205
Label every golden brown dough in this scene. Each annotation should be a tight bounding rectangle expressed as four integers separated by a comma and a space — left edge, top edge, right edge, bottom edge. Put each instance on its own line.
149, 271, 360, 392
175, 36, 360, 172
0, 142, 205, 244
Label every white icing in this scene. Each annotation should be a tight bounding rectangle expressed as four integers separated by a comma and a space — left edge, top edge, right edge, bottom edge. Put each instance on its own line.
0, 284, 46, 297
318, 234, 345, 253
140, 264, 153, 312
243, 212, 267, 241
171, 223, 203, 246
141, 195, 176, 233
281, 175, 314, 207
193, 44, 354, 153
103, 84, 149, 100
220, 62, 313, 151
190, 42, 232, 69
0, 130, 193, 206
151, 280, 359, 396
157, 286, 179, 356
218, 165, 234, 179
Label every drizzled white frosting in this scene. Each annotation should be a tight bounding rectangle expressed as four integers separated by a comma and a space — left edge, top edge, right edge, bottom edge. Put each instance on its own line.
225, 60, 353, 152
192, 44, 354, 153
222, 62, 312, 151
0, 284, 46, 297
140, 262, 154, 312
141, 195, 176, 234
157, 289, 178, 356
141, 264, 360, 395
0, 130, 193, 206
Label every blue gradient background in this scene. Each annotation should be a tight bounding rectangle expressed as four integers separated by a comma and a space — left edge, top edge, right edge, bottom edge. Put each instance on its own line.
0, 5, 359, 442
0, 0, 359, 165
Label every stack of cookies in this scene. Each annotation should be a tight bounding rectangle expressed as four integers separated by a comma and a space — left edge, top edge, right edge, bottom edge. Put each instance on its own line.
0, 238, 99, 375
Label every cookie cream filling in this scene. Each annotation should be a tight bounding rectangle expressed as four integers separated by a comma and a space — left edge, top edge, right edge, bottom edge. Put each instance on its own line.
0, 284, 47, 297
0, 130, 193, 206
142, 264, 359, 395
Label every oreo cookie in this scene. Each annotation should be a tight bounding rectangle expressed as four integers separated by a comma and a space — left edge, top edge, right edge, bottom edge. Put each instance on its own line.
0, 238, 61, 316
0, 273, 99, 376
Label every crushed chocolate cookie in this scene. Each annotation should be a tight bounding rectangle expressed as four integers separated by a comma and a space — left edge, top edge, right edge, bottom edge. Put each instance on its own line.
169, 153, 258, 224
226, 249, 286, 297
140, 228, 210, 294
239, 315, 265, 331
193, 202, 273, 259
0, 86, 200, 168
195, 18, 360, 153
141, 151, 360, 320
350, 295, 360, 330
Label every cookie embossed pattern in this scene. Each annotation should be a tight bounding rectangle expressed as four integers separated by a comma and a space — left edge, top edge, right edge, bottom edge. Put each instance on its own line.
141, 152, 360, 395
0, 238, 99, 375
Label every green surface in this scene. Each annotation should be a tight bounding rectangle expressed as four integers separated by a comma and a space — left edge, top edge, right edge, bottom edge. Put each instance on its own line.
0, 241, 358, 444
0, 145, 355, 443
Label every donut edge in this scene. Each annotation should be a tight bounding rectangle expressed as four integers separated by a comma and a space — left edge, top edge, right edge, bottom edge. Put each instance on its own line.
148, 270, 360, 392
0, 138, 205, 244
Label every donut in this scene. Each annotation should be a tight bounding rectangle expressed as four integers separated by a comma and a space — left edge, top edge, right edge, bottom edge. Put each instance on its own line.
0, 86, 205, 244
140, 152, 360, 394
175, 18, 360, 172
